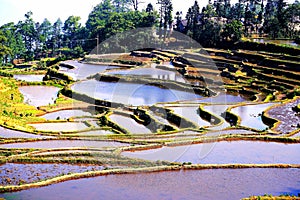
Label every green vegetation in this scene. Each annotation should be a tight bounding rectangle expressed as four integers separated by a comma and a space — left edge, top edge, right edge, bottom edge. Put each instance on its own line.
243, 194, 300, 200
0, 0, 298, 66
0, 0, 299, 197
0, 77, 45, 131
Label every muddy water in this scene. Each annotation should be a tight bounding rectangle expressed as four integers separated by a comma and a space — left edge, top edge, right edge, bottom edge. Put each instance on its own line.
231, 103, 276, 130
122, 141, 300, 164
13, 74, 45, 82
267, 98, 300, 134
204, 129, 255, 137
1, 168, 299, 200
0, 163, 104, 186
109, 114, 151, 134
19, 86, 60, 107
0, 140, 129, 149
71, 79, 202, 106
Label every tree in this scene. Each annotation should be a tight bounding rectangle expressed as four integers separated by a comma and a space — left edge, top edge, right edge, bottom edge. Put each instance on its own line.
221, 19, 243, 42
264, 0, 289, 38
18, 11, 36, 60
202, 3, 217, 19
131, 0, 140, 11
63, 16, 82, 48
86, 0, 116, 44
50, 18, 63, 55
174, 11, 183, 32
0, 23, 26, 62
284, 1, 300, 38
198, 19, 222, 47
112, 0, 131, 12
186, 1, 200, 39
0, 30, 11, 64
144, 3, 158, 27
36, 18, 52, 57
157, 0, 173, 40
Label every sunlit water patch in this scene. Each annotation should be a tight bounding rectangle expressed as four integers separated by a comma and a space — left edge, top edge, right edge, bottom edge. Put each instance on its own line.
0, 140, 129, 149
41, 110, 92, 120
13, 75, 45, 82
0, 126, 51, 139
231, 103, 276, 130
109, 114, 151, 134
2, 168, 300, 199
59, 61, 119, 80
29, 122, 89, 132
71, 79, 202, 106
0, 163, 104, 186
105, 68, 187, 83
122, 140, 300, 164
19, 86, 60, 107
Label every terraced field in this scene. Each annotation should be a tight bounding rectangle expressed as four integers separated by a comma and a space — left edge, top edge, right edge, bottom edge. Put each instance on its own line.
0, 44, 299, 199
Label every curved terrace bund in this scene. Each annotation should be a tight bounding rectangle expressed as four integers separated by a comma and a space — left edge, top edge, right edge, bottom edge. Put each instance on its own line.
0, 42, 299, 197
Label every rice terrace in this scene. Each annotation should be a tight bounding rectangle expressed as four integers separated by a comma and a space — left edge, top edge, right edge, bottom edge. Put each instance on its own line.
0, 0, 299, 199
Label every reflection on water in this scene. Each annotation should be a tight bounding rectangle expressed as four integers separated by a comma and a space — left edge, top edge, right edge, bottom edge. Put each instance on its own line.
109, 114, 151, 134
29, 122, 89, 132
2, 168, 299, 200
59, 61, 119, 80
169, 106, 210, 127
106, 68, 187, 83
19, 86, 60, 107
251, 38, 298, 46
194, 93, 247, 104
122, 141, 300, 164
0, 140, 129, 149
231, 103, 276, 130
0, 163, 104, 186
13, 74, 45, 82
41, 110, 92, 120
0, 126, 50, 139
72, 79, 202, 106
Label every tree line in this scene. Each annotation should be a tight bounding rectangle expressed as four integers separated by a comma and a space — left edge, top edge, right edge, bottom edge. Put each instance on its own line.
0, 0, 299, 64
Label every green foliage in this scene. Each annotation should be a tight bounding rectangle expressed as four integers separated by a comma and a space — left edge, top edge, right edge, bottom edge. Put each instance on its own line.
221, 20, 243, 43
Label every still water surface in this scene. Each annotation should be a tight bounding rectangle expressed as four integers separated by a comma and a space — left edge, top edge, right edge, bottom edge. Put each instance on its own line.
1, 168, 299, 200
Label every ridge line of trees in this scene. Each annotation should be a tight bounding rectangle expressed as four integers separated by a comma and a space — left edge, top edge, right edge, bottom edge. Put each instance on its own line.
0, 0, 299, 64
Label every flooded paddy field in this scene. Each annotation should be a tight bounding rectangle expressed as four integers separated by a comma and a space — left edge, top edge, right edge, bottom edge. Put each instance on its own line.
71, 79, 203, 106
29, 122, 89, 132
40, 110, 92, 120
58, 61, 120, 80
230, 103, 277, 130
1, 168, 300, 200
19, 86, 60, 107
0, 126, 50, 139
0, 140, 129, 149
167, 106, 211, 127
0, 45, 299, 198
122, 140, 300, 164
105, 67, 187, 83
266, 97, 300, 134
13, 75, 45, 82
0, 163, 104, 186
109, 114, 151, 134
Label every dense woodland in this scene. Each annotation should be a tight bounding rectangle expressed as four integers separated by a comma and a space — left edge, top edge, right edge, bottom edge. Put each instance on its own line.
0, 0, 299, 63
